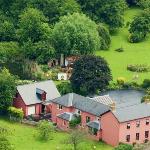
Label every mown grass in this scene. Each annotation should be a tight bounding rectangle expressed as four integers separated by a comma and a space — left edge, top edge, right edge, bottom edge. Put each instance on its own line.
0, 118, 112, 150
96, 7, 150, 84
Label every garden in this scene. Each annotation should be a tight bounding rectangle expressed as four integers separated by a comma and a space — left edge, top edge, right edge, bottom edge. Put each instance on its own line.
0, 117, 113, 150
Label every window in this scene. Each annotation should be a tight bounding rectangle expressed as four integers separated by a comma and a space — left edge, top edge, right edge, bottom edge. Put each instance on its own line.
127, 123, 130, 129
58, 104, 63, 110
63, 121, 66, 126
145, 131, 149, 138
136, 121, 140, 127
146, 119, 149, 125
78, 110, 81, 114
86, 116, 90, 123
126, 135, 130, 142
136, 133, 139, 140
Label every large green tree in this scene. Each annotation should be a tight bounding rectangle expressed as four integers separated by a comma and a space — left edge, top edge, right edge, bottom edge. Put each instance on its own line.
77, 0, 127, 30
129, 9, 150, 43
70, 55, 112, 95
29, 0, 81, 24
17, 8, 54, 63
0, 68, 17, 114
52, 13, 100, 56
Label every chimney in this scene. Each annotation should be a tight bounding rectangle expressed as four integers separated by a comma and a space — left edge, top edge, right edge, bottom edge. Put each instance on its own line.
109, 102, 116, 112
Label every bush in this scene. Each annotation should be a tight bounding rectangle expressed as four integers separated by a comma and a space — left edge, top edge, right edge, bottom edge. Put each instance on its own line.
127, 64, 150, 72
117, 77, 126, 85
0, 137, 14, 150
129, 32, 145, 43
57, 82, 73, 95
142, 79, 150, 88
115, 47, 124, 52
97, 24, 111, 50
69, 115, 81, 128
8, 107, 23, 121
41, 65, 49, 73
114, 143, 133, 150
141, 95, 150, 103
37, 120, 54, 141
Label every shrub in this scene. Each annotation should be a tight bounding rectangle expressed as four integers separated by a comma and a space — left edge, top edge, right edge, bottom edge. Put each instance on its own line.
142, 79, 150, 88
117, 77, 126, 85
127, 64, 150, 72
115, 47, 124, 52
57, 82, 73, 95
141, 95, 150, 103
114, 143, 133, 150
8, 107, 23, 121
41, 65, 49, 73
0, 137, 14, 150
129, 32, 145, 43
37, 120, 54, 140
69, 115, 81, 128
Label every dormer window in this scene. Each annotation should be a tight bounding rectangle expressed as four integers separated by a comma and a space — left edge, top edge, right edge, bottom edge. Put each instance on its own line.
36, 88, 46, 101
127, 123, 130, 129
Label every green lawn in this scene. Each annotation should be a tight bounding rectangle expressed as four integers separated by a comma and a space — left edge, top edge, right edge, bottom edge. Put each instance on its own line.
96, 7, 150, 84
0, 118, 112, 150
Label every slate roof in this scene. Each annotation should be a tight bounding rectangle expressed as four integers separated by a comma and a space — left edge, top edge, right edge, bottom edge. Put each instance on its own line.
87, 121, 101, 130
49, 93, 110, 116
91, 95, 113, 105
101, 90, 146, 122
17, 80, 60, 105
57, 112, 76, 121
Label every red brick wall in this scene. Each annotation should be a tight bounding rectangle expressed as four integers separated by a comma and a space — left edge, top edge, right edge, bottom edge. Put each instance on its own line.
57, 117, 69, 131
13, 93, 42, 116
101, 112, 120, 146
13, 93, 27, 116
51, 103, 75, 123
81, 111, 100, 127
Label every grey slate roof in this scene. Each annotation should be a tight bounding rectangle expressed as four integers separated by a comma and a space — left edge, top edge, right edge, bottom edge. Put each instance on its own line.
90, 95, 114, 105
101, 90, 146, 122
57, 112, 76, 121
17, 80, 60, 105
87, 121, 101, 130
49, 93, 110, 116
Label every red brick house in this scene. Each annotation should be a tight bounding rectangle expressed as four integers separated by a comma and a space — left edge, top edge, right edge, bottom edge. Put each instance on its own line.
45, 90, 150, 146
13, 80, 60, 116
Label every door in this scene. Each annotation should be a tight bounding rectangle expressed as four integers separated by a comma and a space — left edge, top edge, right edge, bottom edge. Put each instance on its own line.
28, 106, 35, 115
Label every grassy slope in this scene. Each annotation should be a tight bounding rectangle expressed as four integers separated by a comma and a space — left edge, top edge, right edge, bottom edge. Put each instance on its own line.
0, 118, 112, 150
96, 8, 150, 84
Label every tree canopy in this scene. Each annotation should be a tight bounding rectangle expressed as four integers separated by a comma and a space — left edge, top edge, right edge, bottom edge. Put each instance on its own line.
77, 0, 127, 30
70, 55, 112, 95
0, 68, 17, 114
52, 13, 100, 56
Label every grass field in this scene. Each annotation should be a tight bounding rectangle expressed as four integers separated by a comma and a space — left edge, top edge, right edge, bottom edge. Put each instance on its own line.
0, 118, 113, 150
96, 7, 150, 84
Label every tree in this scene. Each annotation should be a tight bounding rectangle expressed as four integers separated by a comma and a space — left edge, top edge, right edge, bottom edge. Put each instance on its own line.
37, 120, 54, 140
129, 9, 150, 43
17, 8, 54, 63
77, 0, 127, 30
0, 13, 15, 41
65, 129, 86, 150
97, 24, 111, 50
137, 0, 150, 9
114, 144, 133, 150
57, 82, 73, 95
29, 0, 81, 24
52, 13, 100, 57
70, 55, 112, 95
0, 68, 17, 114
17, 7, 51, 43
